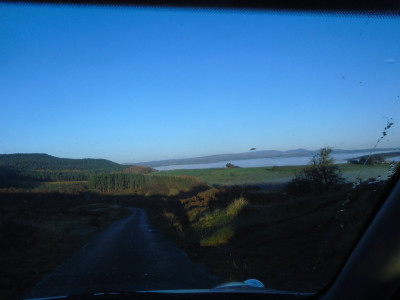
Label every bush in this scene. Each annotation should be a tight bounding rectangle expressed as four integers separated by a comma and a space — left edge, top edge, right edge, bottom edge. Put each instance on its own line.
163, 211, 184, 236
226, 197, 249, 217
226, 163, 239, 168
200, 226, 234, 247
192, 196, 248, 246
287, 147, 344, 193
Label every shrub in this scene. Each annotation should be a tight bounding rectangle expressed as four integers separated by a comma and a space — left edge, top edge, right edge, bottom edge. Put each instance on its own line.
192, 197, 249, 245
226, 163, 239, 168
200, 226, 234, 247
163, 211, 184, 236
226, 197, 249, 217
287, 147, 344, 193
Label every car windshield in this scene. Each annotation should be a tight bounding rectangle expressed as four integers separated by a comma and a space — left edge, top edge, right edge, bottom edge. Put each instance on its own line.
0, 3, 399, 299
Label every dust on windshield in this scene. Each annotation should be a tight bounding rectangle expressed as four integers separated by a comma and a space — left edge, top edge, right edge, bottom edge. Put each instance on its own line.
0, 4, 399, 299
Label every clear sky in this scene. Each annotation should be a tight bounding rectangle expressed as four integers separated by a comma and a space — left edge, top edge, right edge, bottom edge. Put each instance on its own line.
1, 4, 399, 163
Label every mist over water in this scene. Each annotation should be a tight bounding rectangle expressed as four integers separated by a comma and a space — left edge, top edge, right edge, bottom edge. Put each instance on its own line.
155, 151, 400, 171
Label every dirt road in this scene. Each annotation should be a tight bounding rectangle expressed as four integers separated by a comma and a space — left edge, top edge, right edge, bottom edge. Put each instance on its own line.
25, 208, 219, 298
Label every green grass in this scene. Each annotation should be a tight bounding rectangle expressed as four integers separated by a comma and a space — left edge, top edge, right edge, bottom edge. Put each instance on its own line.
200, 225, 234, 247
226, 197, 249, 217
339, 163, 393, 181
151, 166, 299, 186
194, 209, 231, 231
151, 164, 393, 186
191, 197, 249, 246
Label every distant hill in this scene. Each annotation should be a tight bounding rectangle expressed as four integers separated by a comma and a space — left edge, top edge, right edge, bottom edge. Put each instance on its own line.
128, 148, 400, 167
0, 153, 126, 172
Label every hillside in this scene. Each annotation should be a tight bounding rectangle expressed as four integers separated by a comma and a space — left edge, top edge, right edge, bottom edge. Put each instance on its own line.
0, 153, 126, 172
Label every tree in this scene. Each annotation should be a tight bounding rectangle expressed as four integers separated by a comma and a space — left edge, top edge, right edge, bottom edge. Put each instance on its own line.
288, 147, 344, 192
360, 155, 385, 165
226, 163, 239, 168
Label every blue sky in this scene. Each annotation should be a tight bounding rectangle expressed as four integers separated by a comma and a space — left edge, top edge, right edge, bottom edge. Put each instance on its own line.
1, 5, 399, 163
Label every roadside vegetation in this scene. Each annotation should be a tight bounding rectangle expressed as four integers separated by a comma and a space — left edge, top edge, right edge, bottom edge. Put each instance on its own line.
143, 179, 390, 292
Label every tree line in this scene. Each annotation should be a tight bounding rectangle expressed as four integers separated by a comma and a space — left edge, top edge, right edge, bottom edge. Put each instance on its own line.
0, 166, 95, 188
88, 173, 200, 193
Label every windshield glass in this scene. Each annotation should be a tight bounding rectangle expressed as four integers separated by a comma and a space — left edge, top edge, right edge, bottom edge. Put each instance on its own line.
0, 4, 399, 299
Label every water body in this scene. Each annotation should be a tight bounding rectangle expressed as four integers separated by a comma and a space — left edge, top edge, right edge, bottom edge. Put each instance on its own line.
155, 151, 400, 171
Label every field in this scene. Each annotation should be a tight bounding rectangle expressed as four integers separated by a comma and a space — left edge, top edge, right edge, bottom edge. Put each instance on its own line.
151, 163, 392, 186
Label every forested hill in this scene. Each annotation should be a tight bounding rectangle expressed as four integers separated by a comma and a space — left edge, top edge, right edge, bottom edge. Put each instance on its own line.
0, 153, 126, 172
